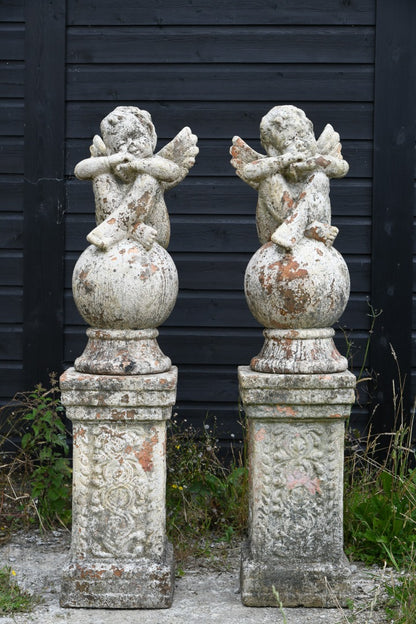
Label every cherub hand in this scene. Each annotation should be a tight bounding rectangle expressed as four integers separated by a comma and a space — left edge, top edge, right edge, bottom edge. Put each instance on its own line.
89, 135, 107, 158
109, 152, 134, 167
286, 158, 316, 181
130, 222, 158, 251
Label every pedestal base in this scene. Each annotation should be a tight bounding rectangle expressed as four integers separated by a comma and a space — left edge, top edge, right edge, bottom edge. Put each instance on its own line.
250, 328, 347, 374
60, 544, 175, 609
60, 367, 177, 609
74, 328, 171, 375
241, 543, 351, 607
239, 366, 355, 608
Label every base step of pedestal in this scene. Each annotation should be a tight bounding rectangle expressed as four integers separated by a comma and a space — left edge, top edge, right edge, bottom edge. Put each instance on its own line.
60, 545, 175, 609
240, 544, 351, 608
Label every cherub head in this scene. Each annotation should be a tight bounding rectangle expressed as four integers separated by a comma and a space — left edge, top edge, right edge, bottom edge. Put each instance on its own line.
100, 106, 157, 158
260, 105, 317, 158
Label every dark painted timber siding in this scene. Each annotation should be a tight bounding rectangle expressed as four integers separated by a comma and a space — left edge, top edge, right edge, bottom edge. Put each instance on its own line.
1, 0, 415, 440
0, 2, 24, 398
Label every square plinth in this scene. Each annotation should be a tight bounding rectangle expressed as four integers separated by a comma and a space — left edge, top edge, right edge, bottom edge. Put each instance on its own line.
60, 544, 175, 609
60, 367, 177, 609
238, 366, 355, 607
241, 543, 351, 607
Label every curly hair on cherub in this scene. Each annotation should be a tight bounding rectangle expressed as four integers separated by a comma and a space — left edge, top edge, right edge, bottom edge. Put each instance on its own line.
100, 106, 157, 152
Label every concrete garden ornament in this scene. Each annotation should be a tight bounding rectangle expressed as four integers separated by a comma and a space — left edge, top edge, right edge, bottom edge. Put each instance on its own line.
231, 105, 350, 373
60, 107, 198, 609
72, 106, 198, 375
232, 106, 356, 607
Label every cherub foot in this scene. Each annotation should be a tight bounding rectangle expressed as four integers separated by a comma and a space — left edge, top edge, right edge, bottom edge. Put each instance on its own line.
87, 228, 109, 251
87, 220, 124, 251
304, 221, 339, 247
130, 222, 157, 251
271, 230, 293, 252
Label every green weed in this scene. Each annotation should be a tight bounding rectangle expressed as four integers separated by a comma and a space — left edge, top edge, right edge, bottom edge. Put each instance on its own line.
384, 550, 416, 623
166, 416, 248, 561
0, 377, 72, 531
0, 566, 36, 615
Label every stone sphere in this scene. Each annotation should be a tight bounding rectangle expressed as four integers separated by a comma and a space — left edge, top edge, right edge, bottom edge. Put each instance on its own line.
72, 240, 178, 329
244, 238, 350, 329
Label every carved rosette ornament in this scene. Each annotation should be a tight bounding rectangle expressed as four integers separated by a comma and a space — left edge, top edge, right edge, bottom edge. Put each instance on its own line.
232, 106, 356, 607
60, 108, 198, 609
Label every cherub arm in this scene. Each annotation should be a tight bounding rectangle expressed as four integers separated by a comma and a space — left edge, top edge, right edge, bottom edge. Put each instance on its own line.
230, 136, 302, 187
230, 136, 265, 189
115, 154, 181, 183
74, 135, 134, 180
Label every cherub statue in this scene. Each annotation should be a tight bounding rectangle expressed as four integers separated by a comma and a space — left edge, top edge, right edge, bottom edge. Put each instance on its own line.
230, 105, 349, 252
74, 106, 198, 251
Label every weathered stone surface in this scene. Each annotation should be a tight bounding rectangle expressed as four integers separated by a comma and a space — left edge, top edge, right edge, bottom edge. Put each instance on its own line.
74, 328, 172, 376
72, 240, 179, 331
232, 106, 355, 607
249, 328, 348, 374
230, 105, 350, 373
72, 106, 198, 374
244, 239, 350, 331
60, 368, 177, 608
239, 366, 355, 607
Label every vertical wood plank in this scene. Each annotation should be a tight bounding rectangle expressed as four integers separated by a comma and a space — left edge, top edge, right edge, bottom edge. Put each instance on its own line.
370, 0, 415, 431
23, 0, 66, 388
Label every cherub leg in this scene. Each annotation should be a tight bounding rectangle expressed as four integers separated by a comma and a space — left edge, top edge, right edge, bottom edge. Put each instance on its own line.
87, 175, 158, 251
271, 205, 308, 252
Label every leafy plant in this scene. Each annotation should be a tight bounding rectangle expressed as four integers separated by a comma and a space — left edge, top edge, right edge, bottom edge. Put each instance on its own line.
384, 550, 416, 624
166, 416, 248, 560
0, 377, 72, 530
0, 566, 36, 615
344, 355, 416, 569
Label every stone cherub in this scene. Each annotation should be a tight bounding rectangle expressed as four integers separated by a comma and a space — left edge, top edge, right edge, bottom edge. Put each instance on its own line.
74, 106, 198, 251
230, 105, 349, 252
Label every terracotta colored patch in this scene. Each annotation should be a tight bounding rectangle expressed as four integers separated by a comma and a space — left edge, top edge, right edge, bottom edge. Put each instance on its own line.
137, 430, 159, 472
111, 567, 123, 578
107, 218, 116, 225
268, 257, 308, 282
287, 471, 321, 495
73, 426, 86, 443
275, 406, 296, 417
315, 156, 330, 168
282, 191, 294, 209
254, 427, 266, 442
330, 413, 342, 419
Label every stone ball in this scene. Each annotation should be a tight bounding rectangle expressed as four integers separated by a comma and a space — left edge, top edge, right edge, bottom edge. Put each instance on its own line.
244, 238, 350, 329
72, 240, 178, 329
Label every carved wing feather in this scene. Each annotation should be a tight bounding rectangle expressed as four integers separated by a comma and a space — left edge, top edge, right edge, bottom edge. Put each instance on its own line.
230, 136, 265, 189
156, 127, 199, 189
316, 124, 343, 158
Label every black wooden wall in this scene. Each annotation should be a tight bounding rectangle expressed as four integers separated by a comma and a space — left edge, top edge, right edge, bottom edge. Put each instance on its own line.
1, 0, 414, 438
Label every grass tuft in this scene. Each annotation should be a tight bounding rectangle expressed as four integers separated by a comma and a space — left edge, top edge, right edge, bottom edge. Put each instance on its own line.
0, 566, 36, 615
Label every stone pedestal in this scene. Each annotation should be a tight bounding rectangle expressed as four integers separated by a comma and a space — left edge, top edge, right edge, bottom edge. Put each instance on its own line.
59, 366, 177, 609
239, 365, 356, 607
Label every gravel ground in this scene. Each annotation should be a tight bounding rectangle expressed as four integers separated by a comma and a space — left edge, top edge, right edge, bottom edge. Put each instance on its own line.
0, 530, 394, 623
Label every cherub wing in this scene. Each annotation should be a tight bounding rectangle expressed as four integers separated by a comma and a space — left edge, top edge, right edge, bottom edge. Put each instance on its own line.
156, 127, 199, 190
316, 124, 349, 177
230, 136, 265, 189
